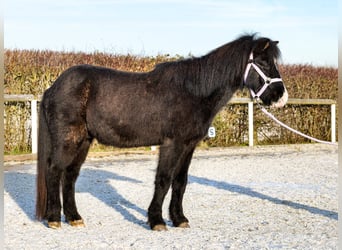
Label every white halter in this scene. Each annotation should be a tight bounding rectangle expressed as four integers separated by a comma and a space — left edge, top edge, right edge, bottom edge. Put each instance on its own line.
243, 52, 283, 99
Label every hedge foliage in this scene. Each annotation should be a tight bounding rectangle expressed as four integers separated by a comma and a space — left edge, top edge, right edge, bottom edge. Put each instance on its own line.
4, 49, 338, 153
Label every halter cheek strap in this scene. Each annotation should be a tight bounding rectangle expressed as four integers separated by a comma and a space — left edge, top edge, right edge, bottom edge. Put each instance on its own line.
244, 53, 283, 99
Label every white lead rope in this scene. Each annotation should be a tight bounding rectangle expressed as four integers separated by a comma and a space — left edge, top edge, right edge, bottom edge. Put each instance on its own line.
257, 103, 338, 146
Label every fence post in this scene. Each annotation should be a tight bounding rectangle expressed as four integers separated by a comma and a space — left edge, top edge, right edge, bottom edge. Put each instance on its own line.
31, 100, 38, 154
248, 101, 254, 146
331, 104, 336, 143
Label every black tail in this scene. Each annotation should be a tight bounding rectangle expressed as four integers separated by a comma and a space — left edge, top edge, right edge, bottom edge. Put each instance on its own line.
36, 101, 51, 220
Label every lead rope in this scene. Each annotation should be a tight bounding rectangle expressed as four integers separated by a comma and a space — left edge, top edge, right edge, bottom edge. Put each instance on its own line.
256, 102, 338, 146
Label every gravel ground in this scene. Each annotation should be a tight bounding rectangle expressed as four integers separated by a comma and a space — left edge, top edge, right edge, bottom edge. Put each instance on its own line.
4, 144, 338, 249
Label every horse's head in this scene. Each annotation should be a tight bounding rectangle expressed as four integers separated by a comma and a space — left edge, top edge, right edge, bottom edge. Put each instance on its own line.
244, 38, 288, 108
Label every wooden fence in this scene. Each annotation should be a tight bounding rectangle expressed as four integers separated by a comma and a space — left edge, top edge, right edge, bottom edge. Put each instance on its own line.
4, 94, 337, 154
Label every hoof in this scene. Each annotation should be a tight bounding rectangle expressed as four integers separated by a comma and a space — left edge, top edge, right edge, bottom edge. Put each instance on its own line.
69, 219, 85, 228
48, 221, 61, 229
152, 224, 168, 231
178, 222, 190, 228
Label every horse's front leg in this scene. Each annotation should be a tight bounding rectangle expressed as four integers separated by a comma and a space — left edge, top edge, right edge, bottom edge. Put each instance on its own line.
169, 147, 195, 228
148, 140, 183, 231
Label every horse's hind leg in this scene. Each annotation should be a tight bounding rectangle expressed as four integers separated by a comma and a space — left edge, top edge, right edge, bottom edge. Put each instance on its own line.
62, 139, 91, 227
169, 147, 195, 228
46, 147, 76, 229
46, 124, 89, 229
45, 161, 64, 229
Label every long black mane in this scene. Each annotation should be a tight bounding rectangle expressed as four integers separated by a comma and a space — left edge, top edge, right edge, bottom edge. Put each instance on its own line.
152, 34, 280, 100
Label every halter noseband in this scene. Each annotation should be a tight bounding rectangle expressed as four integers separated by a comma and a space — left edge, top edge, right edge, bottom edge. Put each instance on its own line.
243, 52, 283, 100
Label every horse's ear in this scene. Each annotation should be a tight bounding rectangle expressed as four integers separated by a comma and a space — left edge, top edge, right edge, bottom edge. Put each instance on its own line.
263, 40, 278, 51
254, 38, 271, 54
254, 39, 279, 54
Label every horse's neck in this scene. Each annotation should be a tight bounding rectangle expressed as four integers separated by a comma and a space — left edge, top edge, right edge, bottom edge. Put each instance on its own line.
197, 56, 243, 113
180, 57, 241, 97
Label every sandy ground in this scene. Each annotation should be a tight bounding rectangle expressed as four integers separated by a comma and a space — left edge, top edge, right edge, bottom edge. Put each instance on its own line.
4, 144, 338, 249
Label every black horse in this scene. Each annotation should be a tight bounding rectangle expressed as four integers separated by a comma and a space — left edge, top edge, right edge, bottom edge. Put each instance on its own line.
36, 34, 288, 230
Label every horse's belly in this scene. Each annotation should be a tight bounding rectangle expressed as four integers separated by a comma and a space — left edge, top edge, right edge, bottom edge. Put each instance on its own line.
87, 115, 163, 148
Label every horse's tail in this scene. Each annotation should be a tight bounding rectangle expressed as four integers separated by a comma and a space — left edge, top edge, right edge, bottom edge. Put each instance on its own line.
36, 100, 51, 220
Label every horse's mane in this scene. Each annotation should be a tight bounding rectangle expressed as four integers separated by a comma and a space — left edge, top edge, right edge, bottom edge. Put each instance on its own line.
153, 34, 281, 98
